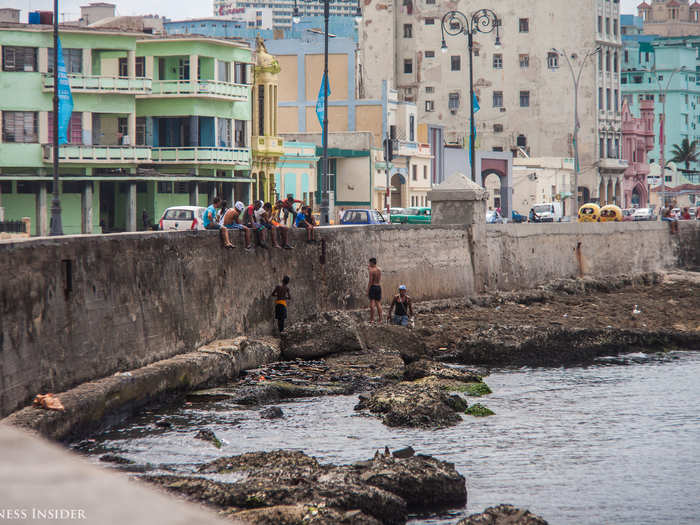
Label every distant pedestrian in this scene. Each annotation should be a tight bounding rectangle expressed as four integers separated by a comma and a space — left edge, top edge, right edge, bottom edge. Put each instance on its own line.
367, 257, 382, 324
389, 285, 413, 327
141, 209, 150, 230
271, 276, 291, 333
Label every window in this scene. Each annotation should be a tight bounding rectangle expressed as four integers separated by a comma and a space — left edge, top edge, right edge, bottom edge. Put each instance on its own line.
2, 46, 37, 72
403, 24, 412, 38
136, 117, 146, 145
118, 57, 128, 77
451, 55, 461, 71
424, 50, 435, 58
448, 92, 460, 111
423, 165, 427, 179
493, 124, 504, 133
493, 90, 503, 107
516, 134, 527, 147
606, 88, 611, 110
17, 182, 38, 194
157, 182, 172, 194
48, 48, 82, 73
48, 112, 82, 144
235, 120, 247, 147
426, 0, 435, 4
174, 182, 189, 194
234, 62, 247, 84
2, 111, 38, 143
493, 54, 503, 69
425, 86, 434, 93
135, 56, 145, 78
258, 84, 265, 135
218, 118, 232, 147
519, 91, 530, 107
404, 59, 413, 74
424, 18, 434, 25
425, 100, 435, 112
217, 60, 231, 82
519, 54, 529, 68
547, 52, 559, 69
598, 15, 602, 34
614, 89, 619, 112
519, 18, 529, 32
605, 17, 610, 35
412, 165, 417, 181
409, 115, 415, 142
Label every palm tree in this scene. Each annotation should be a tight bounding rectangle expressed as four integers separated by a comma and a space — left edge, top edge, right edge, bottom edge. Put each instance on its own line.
670, 138, 699, 171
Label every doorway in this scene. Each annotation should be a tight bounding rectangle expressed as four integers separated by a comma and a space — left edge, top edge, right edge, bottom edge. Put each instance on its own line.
99, 181, 116, 232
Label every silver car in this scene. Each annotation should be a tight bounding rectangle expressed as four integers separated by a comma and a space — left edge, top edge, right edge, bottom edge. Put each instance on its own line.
159, 206, 207, 231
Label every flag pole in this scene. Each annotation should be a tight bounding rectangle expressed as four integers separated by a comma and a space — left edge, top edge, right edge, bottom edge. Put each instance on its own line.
50, 0, 63, 236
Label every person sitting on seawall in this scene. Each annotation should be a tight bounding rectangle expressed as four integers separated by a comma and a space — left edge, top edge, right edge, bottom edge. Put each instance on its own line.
389, 285, 414, 327
244, 200, 269, 248
661, 206, 679, 234
203, 197, 234, 249
222, 201, 253, 250
680, 207, 691, 221
264, 202, 293, 249
294, 205, 318, 243
281, 196, 303, 226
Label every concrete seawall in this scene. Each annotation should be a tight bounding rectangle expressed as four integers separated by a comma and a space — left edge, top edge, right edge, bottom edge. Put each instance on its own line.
1, 221, 698, 417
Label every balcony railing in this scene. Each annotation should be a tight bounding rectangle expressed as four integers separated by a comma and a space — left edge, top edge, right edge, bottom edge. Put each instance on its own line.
149, 80, 249, 100
42, 144, 152, 163
43, 74, 152, 93
151, 147, 250, 164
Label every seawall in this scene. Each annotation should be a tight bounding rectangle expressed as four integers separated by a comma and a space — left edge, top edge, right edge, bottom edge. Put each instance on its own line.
1, 221, 698, 417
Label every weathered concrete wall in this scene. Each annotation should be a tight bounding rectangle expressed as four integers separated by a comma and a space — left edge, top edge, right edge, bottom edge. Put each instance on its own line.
1, 222, 698, 417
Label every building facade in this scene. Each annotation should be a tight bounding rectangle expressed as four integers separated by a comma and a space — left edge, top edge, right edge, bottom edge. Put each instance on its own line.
212, 0, 360, 29
359, 0, 628, 205
0, 23, 253, 234
621, 99, 655, 207
637, 0, 700, 37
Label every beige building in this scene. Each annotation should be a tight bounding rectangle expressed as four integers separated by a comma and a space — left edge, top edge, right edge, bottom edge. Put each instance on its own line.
509, 157, 575, 215
638, 0, 700, 37
359, 0, 628, 205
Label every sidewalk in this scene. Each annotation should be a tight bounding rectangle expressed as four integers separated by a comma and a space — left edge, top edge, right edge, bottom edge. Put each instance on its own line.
0, 424, 240, 524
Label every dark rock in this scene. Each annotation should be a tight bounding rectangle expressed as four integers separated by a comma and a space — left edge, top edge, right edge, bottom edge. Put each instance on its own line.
360, 325, 428, 364
354, 382, 463, 428
146, 450, 466, 525
260, 406, 284, 419
457, 504, 549, 525
446, 394, 468, 412
404, 359, 482, 383
391, 447, 415, 459
194, 429, 222, 448
99, 454, 134, 465
154, 419, 172, 428
281, 313, 365, 360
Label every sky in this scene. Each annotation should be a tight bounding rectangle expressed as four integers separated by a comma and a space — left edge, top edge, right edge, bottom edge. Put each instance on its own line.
5, 0, 643, 23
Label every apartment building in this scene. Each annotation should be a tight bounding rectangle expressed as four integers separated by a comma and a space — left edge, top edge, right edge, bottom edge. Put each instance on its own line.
212, 0, 361, 29
637, 0, 700, 37
360, 0, 628, 205
0, 22, 253, 235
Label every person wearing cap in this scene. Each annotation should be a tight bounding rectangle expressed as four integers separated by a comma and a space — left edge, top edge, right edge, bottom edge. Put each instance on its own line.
389, 285, 413, 327
223, 201, 253, 250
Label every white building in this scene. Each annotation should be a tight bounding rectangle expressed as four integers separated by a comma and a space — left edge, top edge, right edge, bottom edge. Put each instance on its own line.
359, 0, 628, 205
213, 0, 360, 28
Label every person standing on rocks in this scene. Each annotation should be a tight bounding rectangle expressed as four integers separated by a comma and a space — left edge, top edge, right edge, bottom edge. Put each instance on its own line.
271, 276, 291, 333
389, 285, 413, 327
367, 258, 382, 324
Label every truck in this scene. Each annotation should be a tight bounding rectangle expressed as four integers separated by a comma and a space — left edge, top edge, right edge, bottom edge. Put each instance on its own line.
531, 202, 563, 222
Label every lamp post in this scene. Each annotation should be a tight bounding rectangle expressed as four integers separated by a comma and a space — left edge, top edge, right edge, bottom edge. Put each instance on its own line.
50, 0, 63, 235
292, 0, 362, 225
440, 9, 500, 183
641, 65, 688, 208
550, 47, 601, 218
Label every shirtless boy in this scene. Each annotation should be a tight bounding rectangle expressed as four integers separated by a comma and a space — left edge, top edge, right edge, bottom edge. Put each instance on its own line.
367, 257, 382, 323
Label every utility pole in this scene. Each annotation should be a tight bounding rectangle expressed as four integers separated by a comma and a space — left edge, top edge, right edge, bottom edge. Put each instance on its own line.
50, 0, 63, 236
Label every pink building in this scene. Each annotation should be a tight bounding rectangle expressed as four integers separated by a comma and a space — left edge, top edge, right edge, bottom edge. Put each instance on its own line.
621, 99, 655, 207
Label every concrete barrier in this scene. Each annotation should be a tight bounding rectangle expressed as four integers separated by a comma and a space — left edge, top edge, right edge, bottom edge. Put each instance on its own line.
0, 221, 698, 418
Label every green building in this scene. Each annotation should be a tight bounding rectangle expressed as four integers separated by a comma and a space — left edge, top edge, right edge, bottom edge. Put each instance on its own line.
0, 23, 253, 235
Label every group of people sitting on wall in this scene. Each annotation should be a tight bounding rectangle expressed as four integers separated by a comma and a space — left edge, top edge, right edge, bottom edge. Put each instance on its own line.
203, 196, 319, 250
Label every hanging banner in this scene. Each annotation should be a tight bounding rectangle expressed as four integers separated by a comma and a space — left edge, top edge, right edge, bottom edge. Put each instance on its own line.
468, 92, 480, 166
316, 72, 331, 127
57, 37, 74, 145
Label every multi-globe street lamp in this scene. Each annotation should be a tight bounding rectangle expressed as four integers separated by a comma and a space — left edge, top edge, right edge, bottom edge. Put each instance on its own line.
292, 0, 362, 225
440, 9, 501, 183
549, 47, 601, 218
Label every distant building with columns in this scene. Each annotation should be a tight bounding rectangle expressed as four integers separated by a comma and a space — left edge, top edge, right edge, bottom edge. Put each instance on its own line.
621, 99, 655, 207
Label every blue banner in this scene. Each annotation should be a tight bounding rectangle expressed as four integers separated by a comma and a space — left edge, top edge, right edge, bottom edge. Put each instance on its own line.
468, 92, 480, 167
56, 37, 73, 145
315, 73, 331, 127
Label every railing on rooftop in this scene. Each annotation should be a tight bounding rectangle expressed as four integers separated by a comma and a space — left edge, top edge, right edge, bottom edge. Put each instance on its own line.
149, 80, 249, 100
43, 74, 152, 93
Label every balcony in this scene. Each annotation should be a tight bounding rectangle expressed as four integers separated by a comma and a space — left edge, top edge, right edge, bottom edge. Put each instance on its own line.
151, 147, 250, 165
597, 158, 629, 174
252, 135, 284, 157
43, 74, 152, 94
147, 80, 249, 101
42, 144, 151, 163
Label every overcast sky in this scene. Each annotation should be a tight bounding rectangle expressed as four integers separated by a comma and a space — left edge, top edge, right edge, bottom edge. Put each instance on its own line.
6, 0, 642, 23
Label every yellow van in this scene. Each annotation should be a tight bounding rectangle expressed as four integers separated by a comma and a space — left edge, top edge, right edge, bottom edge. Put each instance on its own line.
578, 203, 600, 223
599, 204, 623, 222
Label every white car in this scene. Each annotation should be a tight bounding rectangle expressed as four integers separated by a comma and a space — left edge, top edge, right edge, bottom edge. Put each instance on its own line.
159, 206, 206, 231
632, 208, 655, 221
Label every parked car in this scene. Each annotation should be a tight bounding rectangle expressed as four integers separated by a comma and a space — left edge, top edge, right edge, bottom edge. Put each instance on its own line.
632, 208, 656, 221
622, 208, 635, 222
486, 209, 506, 224
599, 204, 623, 222
511, 210, 527, 223
159, 206, 206, 231
531, 202, 563, 222
578, 203, 600, 223
339, 209, 387, 225
389, 207, 405, 216
389, 207, 432, 224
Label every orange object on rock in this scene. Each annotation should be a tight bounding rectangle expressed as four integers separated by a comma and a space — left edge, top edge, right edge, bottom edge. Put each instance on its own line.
33, 393, 65, 411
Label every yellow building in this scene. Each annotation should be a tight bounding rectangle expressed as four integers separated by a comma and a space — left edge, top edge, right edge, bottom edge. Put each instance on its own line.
251, 36, 284, 202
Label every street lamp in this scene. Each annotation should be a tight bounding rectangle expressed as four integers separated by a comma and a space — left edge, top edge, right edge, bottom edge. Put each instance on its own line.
292, 0, 362, 225
549, 47, 601, 218
640, 64, 688, 207
440, 9, 500, 183
50, 0, 63, 235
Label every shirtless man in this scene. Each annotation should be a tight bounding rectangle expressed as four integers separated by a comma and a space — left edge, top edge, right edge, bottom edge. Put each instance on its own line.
222, 201, 253, 250
367, 257, 382, 324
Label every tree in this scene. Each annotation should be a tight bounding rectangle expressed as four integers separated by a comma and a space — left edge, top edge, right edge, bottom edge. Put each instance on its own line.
670, 138, 699, 171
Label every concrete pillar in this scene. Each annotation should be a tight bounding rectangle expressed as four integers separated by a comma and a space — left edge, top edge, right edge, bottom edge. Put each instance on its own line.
82, 112, 92, 145
38, 47, 48, 73
189, 116, 199, 147
189, 54, 199, 82
126, 182, 136, 232
36, 182, 48, 237
207, 182, 217, 204
83, 48, 92, 76
39, 111, 49, 145
81, 182, 93, 234
128, 113, 136, 147
189, 181, 199, 206
127, 50, 136, 78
